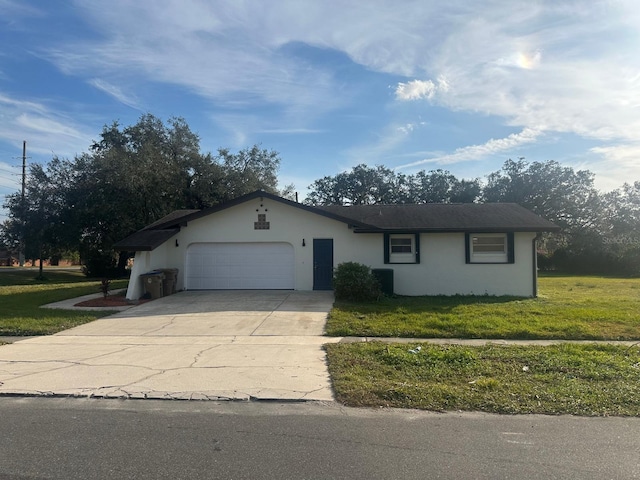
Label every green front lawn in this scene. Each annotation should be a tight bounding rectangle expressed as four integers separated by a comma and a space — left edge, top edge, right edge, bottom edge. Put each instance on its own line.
0, 268, 128, 336
326, 276, 640, 340
326, 275, 640, 415
326, 342, 640, 416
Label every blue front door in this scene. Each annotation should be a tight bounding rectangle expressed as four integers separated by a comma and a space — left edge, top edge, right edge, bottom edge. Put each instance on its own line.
313, 239, 333, 290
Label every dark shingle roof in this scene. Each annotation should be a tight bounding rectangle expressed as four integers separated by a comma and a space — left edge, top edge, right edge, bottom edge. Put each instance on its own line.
143, 209, 200, 230
113, 190, 559, 251
316, 203, 560, 232
113, 228, 180, 251
112, 210, 199, 251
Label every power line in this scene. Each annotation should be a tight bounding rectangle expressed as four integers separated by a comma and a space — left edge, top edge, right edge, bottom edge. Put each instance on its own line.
0, 173, 18, 182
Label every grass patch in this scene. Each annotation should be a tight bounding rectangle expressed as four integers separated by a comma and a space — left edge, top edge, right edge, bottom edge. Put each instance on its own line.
0, 267, 90, 286
326, 276, 640, 340
0, 268, 128, 336
326, 342, 640, 416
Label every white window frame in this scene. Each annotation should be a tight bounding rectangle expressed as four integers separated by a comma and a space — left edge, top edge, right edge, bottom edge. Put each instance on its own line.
470, 233, 508, 263
389, 234, 416, 264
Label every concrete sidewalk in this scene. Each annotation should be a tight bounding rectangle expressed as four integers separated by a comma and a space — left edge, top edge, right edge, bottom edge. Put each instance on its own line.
0, 291, 340, 402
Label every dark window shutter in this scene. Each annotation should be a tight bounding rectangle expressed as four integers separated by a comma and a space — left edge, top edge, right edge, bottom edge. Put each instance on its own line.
507, 232, 515, 263
383, 233, 390, 264
464, 233, 470, 264
414, 233, 420, 264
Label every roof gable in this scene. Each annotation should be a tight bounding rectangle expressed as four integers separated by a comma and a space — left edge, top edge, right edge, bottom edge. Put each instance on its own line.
147, 190, 376, 231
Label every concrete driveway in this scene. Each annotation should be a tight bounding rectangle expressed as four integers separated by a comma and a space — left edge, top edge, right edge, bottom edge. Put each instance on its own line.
0, 291, 339, 401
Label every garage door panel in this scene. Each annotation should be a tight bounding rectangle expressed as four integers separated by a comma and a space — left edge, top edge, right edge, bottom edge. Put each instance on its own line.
186, 243, 294, 290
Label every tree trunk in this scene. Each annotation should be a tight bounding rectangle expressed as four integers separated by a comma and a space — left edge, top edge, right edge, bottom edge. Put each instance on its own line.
37, 246, 44, 280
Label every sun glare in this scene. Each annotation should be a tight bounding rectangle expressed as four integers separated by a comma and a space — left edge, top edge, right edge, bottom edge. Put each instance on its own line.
517, 51, 542, 69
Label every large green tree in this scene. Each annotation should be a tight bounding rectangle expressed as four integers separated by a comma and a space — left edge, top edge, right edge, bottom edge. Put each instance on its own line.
305, 164, 479, 206
483, 158, 602, 233
598, 181, 640, 274
409, 169, 481, 204
482, 159, 640, 275
603, 181, 640, 237
1, 114, 286, 276
78, 115, 284, 271
1, 161, 72, 277
306, 164, 404, 206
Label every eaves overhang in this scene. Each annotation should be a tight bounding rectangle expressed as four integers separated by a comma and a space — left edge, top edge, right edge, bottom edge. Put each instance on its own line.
112, 228, 180, 251
352, 226, 560, 234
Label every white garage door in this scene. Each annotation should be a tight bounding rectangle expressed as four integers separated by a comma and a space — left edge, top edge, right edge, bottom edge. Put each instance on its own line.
186, 242, 294, 290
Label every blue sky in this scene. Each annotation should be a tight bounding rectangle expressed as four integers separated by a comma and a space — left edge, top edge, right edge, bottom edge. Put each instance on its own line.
1, 0, 639, 221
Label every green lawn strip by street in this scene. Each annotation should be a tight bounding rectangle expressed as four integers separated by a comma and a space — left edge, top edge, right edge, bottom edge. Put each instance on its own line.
325, 342, 640, 416
0, 269, 128, 336
326, 276, 640, 340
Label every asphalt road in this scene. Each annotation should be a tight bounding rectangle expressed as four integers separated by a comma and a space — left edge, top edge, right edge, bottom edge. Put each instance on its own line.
1, 398, 638, 479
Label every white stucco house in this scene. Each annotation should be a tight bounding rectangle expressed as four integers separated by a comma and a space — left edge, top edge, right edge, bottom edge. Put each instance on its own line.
113, 190, 559, 300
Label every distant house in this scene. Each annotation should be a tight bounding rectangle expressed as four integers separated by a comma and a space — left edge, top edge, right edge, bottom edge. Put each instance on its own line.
0, 249, 15, 267
114, 190, 559, 300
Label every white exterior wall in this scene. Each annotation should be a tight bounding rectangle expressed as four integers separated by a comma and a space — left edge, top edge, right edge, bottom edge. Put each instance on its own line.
125, 196, 537, 299
126, 241, 175, 300
126, 196, 361, 299
357, 232, 537, 297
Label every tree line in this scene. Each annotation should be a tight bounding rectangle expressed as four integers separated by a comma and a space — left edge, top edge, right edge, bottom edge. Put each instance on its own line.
1, 114, 638, 276
305, 160, 640, 275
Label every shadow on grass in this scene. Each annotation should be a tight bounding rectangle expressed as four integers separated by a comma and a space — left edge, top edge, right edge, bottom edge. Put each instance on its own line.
0, 268, 87, 287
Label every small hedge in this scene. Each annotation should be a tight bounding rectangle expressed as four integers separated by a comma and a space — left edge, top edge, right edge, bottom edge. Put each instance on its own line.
82, 250, 121, 278
333, 262, 382, 302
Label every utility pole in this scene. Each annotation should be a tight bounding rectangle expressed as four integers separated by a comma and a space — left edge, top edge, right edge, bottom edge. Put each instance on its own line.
19, 140, 26, 267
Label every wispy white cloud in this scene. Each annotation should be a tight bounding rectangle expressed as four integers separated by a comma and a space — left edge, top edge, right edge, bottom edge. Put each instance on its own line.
46, 1, 343, 124
42, 1, 640, 143
396, 80, 437, 101
588, 143, 640, 191
0, 0, 42, 20
397, 128, 542, 169
344, 121, 428, 168
396, 122, 426, 135
387, 2, 640, 148
89, 79, 141, 110
0, 93, 92, 158
208, 112, 323, 150
395, 78, 449, 101
17, 0, 640, 188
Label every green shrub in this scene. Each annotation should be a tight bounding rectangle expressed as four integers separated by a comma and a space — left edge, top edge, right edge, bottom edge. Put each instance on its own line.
82, 250, 118, 278
333, 262, 382, 301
